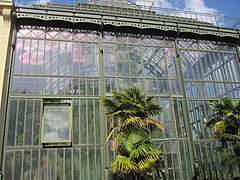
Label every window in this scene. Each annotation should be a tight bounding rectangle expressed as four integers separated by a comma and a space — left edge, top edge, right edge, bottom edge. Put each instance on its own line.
42, 100, 72, 146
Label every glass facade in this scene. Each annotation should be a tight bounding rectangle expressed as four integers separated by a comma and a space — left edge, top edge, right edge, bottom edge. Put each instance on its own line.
2, 18, 240, 180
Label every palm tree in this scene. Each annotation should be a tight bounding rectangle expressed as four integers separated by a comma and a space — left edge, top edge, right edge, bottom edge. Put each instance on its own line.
101, 86, 164, 133
101, 86, 165, 179
204, 98, 240, 177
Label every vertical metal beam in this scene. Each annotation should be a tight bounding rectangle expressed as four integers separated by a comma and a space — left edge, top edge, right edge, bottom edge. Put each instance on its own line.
99, 19, 108, 180
174, 38, 195, 177
114, 30, 119, 91
164, 44, 184, 179
236, 45, 240, 63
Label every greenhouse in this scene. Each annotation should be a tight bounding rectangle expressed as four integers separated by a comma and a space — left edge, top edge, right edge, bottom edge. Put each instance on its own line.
0, 0, 239, 179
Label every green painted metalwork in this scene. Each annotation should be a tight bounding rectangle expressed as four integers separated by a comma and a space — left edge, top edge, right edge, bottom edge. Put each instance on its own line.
174, 38, 195, 177
15, 5, 240, 43
1, 3, 240, 180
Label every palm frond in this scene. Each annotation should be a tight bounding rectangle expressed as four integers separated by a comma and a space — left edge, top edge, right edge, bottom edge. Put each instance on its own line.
204, 117, 219, 128
114, 133, 131, 155
137, 150, 160, 172
106, 126, 120, 144
136, 144, 149, 156
112, 92, 127, 102
115, 129, 151, 156
126, 130, 149, 145
144, 118, 164, 131
100, 97, 117, 111
219, 133, 240, 141
146, 96, 155, 103
121, 117, 144, 130
112, 155, 138, 174
212, 146, 233, 157
107, 109, 133, 117
213, 121, 226, 133
124, 86, 145, 102
130, 147, 148, 159
138, 159, 153, 171
145, 104, 163, 116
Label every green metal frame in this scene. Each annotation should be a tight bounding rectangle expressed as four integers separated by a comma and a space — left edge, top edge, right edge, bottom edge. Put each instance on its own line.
15, 5, 240, 44
41, 101, 72, 146
0, 4, 240, 180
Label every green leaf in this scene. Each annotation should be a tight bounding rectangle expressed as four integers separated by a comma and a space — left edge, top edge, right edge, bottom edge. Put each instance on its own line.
112, 155, 138, 174
101, 87, 165, 176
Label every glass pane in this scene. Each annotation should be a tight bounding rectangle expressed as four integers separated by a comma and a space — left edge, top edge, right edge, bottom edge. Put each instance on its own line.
7, 99, 18, 146
42, 105, 71, 143
104, 44, 115, 76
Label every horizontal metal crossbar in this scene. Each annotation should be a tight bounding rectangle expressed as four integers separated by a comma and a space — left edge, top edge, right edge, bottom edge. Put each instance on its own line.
15, 4, 240, 44
13, 0, 240, 29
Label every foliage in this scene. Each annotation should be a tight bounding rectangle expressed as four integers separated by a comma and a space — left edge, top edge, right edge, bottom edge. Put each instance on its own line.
111, 128, 162, 174
101, 86, 165, 179
101, 87, 163, 120
204, 98, 240, 177
205, 98, 240, 141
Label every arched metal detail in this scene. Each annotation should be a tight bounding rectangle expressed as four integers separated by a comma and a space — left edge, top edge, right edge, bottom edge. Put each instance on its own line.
15, 4, 240, 43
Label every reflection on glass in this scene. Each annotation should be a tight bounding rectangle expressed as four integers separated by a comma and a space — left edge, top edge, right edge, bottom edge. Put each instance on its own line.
8, 25, 240, 179
42, 105, 70, 143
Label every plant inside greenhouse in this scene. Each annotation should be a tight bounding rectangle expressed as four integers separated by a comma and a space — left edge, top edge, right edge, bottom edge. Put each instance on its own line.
101, 86, 166, 179
204, 98, 240, 179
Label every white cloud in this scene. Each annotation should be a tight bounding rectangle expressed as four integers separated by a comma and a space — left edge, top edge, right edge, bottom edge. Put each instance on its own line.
184, 0, 217, 14
135, 0, 176, 9
38, 0, 52, 4
16, 0, 52, 6
155, 0, 174, 8
135, 0, 157, 7
184, 0, 220, 25
134, 0, 219, 24
135, 0, 218, 14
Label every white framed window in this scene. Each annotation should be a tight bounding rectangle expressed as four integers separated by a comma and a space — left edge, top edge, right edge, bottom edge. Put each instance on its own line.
42, 100, 72, 147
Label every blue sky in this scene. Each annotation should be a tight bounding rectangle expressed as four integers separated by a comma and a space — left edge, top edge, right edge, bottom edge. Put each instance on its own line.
16, 0, 240, 18
138, 0, 240, 18
205, 0, 240, 17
